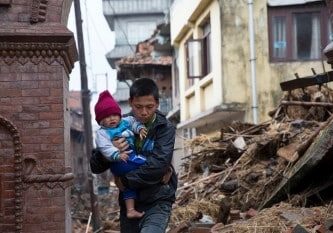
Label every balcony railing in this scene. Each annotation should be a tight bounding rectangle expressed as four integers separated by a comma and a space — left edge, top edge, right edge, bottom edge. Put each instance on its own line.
159, 96, 172, 115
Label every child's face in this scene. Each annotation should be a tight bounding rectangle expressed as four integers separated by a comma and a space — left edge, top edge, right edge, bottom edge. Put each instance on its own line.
100, 114, 121, 128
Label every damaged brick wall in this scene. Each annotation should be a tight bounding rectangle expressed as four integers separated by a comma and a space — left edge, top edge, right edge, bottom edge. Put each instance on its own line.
0, 0, 77, 232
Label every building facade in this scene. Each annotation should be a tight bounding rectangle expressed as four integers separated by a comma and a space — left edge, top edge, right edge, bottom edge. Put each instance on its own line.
170, 0, 332, 136
103, 0, 172, 68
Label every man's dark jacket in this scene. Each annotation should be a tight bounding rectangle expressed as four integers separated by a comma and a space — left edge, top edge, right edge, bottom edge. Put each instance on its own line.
90, 111, 178, 209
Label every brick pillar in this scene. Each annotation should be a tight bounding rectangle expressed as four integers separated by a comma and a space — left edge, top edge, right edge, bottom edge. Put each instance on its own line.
0, 1, 77, 233
0, 30, 76, 233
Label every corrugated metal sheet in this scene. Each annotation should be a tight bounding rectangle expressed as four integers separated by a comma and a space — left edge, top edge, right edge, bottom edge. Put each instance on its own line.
267, 0, 322, 6
106, 45, 135, 59
103, 0, 171, 15
113, 81, 131, 102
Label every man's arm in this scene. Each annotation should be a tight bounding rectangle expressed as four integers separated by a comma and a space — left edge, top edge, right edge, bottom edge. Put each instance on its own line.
120, 123, 176, 189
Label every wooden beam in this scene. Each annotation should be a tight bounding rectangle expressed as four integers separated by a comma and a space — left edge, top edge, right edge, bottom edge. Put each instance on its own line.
281, 100, 333, 107
260, 116, 333, 209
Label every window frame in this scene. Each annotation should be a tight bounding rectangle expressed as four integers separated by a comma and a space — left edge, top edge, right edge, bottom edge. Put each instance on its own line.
185, 38, 205, 79
268, 3, 330, 62
202, 33, 211, 79
185, 19, 212, 79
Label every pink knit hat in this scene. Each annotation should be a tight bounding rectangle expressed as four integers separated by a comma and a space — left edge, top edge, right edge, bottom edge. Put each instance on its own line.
94, 90, 121, 124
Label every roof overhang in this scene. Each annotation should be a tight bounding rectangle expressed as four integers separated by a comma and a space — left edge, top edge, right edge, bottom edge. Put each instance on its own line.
267, 0, 322, 6
177, 105, 245, 129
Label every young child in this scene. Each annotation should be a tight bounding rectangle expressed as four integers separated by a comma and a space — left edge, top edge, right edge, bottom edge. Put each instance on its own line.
94, 90, 147, 219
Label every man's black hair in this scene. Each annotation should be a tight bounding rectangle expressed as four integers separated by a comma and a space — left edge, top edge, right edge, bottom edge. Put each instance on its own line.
130, 78, 159, 101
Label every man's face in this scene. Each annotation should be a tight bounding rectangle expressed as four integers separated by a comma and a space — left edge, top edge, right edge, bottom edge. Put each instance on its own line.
129, 95, 159, 124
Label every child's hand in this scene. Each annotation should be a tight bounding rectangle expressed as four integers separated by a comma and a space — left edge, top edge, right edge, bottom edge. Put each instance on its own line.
139, 127, 147, 140
119, 151, 130, 162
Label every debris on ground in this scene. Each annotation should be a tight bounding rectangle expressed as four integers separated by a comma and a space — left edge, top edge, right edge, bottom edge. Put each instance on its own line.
71, 187, 120, 233
168, 85, 333, 232
71, 85, 333, 232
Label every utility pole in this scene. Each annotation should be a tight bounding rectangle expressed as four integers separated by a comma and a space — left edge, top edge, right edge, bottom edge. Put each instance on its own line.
73, 0, 102, 231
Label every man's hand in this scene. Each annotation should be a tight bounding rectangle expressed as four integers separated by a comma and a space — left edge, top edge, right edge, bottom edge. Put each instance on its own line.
161, 166, 173, 184
118, 151, 130, 162
112, 137, 129, 152
114, 176, 125, 191
139, 127, 148, 140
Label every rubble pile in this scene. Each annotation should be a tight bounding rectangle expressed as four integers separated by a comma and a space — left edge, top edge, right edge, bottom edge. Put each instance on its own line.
71, 85, 333, 232
169, 85, 333, 232
209, 203, 333, 233
71, 188, 120, 233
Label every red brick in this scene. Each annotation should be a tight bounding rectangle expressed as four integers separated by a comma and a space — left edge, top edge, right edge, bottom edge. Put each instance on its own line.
21, 73, 37, 81
42, 222, 65, 231
39, 111, 63, 120
3, 215, 15, 223
0, 72, 21, 81
39, 80, 62, 88
40, 144, 64, 151
22, 105, 50, 112
0, 88, 21, 97
53, 214, 65, 222
3, 190, 15, 199
50, 88, 63, 96
13, 0, 31, 5
20, 80, 39, 89
40, 96, 62, 104
21, 129, 40, 136
40, 128, 63, 136
49, 120, 64, 128
23, 144, 41, 153
51, 197, 65, 206
23, 223, 43, 232
22, 121, 50, 129
22, 88, 50, 97
0, 165, 14, 173
18, 113, 38, 121
1, 224, 16, 232
0, 81, 20, 88
50, 104, 63, 112
22, 97, 40, 104
0, 105, 22, 112
48, 0, 64, 7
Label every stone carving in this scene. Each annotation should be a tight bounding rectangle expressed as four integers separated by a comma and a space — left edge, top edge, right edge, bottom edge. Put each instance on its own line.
30, 0, 48, 24
0, 41, 76, 74
0, 115, 74, 232
23, 157, 74, 190
0, 116, 23, 232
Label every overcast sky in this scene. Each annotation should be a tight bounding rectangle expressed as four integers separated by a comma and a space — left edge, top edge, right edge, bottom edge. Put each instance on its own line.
67, 0, 118, 131
67, 0, 117, 94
